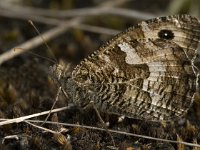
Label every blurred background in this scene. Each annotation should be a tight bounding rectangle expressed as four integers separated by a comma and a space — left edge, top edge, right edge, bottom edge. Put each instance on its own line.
0, 0, 200, 149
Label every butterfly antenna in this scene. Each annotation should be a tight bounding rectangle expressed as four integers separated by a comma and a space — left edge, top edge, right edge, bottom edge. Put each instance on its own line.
28, 20, 58, 64
13, 48, 56, 64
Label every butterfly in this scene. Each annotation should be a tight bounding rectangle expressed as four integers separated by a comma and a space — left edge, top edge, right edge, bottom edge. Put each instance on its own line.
50, 14, 200, 121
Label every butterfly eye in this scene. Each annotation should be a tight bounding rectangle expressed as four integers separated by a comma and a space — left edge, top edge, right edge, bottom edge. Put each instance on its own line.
158, 29, 174, 40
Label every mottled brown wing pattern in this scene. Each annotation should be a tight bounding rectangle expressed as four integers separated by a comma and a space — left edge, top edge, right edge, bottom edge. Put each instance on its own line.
55, 15, 200, 121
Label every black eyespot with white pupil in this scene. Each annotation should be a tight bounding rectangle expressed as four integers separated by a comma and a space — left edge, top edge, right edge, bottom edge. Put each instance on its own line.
158, 29, 174, 40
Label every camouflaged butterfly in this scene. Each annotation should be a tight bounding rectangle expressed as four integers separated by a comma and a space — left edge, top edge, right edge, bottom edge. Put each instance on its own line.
50, 14, 200, 121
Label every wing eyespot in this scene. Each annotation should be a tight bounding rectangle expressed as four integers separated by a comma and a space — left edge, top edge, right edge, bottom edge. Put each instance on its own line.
158, 29, 174, 40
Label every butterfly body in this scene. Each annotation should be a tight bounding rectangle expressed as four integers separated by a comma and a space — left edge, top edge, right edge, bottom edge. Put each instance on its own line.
52, 15, 200, 121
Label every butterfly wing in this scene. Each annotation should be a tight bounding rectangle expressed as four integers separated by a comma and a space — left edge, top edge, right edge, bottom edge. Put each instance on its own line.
70, 15, 200, 120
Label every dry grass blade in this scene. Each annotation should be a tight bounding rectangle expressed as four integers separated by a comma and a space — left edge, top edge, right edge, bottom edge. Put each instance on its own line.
0, 106, 72, 126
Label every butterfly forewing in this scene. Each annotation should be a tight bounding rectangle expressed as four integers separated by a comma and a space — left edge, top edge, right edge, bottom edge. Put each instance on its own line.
58, 15, 200, 121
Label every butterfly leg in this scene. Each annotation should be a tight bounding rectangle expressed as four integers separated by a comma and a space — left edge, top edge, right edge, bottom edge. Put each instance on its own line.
83, 100, 116, 146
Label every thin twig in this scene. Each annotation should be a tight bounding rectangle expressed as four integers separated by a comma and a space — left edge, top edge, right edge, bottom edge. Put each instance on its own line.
25, 120, 57, 134
26, 120, 200, 148
0, 106, 72, 126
